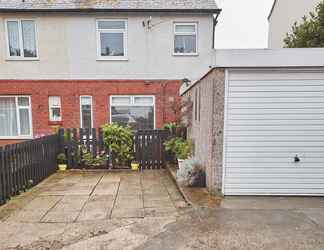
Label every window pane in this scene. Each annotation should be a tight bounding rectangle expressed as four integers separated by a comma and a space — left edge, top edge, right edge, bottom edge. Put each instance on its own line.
112, 97, 131, 105
80, 96, 92, 105
175, 24, 195, 33
49, 96, 61, 107
51, 107, 61, 121
81, 105, 92, 129
19, 108, 30, 135
98, 21, 125, 30
0, 97, 18, 136
134, 97, 153, 105
18, 97, 29, 106
7, 21, 21, 57
100, 33, 124, 56
111, 106, 154, 130
175, 35, 196, 53
21, 20, 37, 58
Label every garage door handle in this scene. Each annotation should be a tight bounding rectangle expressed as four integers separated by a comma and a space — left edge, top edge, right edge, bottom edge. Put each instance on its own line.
294, 155, 300, 163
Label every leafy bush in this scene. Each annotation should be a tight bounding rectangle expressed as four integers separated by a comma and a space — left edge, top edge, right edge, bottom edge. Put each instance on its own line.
163, 122, 177, 134
57, 153, 67, 164
81, 152, 108, 168
102, 123, 134, 167
164, 137, 193, 160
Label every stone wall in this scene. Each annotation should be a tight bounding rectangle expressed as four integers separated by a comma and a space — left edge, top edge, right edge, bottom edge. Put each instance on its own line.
182, 68, 225, 194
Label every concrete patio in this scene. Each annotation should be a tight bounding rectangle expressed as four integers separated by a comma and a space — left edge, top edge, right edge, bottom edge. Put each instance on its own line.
1, 170, 324, 250
0, 170, 186, 224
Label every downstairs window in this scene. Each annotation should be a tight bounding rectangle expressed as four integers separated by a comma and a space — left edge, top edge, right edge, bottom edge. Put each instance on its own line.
110, 96, 155, 130
0, 96, 32, 138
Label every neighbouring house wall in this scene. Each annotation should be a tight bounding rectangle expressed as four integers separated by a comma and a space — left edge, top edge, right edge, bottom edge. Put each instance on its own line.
268, 0, 320, 48
182, 69, 225, 194
0, 79, 181, 146
0, 12, 215, 81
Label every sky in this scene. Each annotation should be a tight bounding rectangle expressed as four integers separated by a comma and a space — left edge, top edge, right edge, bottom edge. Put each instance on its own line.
215, 0, 275, 49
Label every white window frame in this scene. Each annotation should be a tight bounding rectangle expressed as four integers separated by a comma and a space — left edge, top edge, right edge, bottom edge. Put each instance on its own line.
173, 22, 198, 56
80, 96, 94, 129
0, 95, 33, 139
4, 19, 39, 61
48, 96, 62, 122
96, 19, 128, 61
110, 95, 156, 129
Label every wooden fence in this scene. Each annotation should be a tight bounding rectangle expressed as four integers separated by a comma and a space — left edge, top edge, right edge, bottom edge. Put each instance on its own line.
0, 134, 60, 205
60, 128, 170, 170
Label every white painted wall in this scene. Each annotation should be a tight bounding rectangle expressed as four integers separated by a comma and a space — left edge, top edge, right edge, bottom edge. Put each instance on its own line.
0, 12, 214, 80
268, 0, 321, 48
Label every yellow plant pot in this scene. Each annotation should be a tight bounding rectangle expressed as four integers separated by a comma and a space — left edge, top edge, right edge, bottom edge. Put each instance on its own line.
131, 163, 140, 171
58, 164, 67, 171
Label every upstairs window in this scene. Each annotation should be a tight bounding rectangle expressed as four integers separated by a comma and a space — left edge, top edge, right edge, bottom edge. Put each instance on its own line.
174, 23, 197, 55
48, 96, 62, 122
6, 20, 38, 59
97, 20, 127, 59
0, 96, 32, 138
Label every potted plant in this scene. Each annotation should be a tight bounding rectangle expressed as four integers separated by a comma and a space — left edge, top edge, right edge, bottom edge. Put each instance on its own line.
131, 160, 140, 171
164, 137, 193, 170
57, 153, 67, 171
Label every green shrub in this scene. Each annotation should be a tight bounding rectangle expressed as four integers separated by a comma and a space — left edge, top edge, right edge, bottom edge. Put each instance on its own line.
164, 137, 193, 160
102, 123, 134, 167
57, 153, 67, 164
81, 152, 108, 168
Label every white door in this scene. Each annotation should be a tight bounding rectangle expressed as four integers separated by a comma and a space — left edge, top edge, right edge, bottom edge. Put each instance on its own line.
223, 69, 324, 195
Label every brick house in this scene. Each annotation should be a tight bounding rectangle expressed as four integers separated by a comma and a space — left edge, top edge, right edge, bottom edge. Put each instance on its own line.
0, 0, 220, 145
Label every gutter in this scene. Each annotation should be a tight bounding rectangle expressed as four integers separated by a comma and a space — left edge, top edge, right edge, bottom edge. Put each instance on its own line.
0, 8, 222, 14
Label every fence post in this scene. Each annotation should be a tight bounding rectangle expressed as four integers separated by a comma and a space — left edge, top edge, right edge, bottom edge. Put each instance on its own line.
0, 147, 5, 205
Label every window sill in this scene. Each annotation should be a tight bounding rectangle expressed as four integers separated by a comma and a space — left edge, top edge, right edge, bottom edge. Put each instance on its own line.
0, 136, 33, 140
48, 121, 63, 126
96, 57, 128, 61
6, 57, 39, 61
172, 53, 199, 57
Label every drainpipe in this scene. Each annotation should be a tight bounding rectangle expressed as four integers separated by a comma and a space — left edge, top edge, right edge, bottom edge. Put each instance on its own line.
212, 10, 221, 49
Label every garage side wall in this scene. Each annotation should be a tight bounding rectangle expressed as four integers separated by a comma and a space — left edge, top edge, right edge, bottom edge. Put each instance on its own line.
182, 69, 225, 194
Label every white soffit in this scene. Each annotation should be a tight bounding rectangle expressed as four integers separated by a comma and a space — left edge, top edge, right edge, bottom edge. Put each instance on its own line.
214, 48, 324, 68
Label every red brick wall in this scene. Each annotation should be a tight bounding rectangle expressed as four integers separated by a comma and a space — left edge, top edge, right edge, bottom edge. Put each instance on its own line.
0, 79, 182, 145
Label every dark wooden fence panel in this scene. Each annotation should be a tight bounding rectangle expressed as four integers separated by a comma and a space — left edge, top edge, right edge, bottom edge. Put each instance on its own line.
0, 134, 60, 206
60, 128, 169, 170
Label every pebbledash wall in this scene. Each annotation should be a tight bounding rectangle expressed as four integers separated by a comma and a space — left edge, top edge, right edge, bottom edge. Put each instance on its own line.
0, 79, 181, 146
181, 69, 225, 194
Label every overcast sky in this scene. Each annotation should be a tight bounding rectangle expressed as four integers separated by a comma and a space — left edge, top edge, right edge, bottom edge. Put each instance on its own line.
215, 0, 275, 49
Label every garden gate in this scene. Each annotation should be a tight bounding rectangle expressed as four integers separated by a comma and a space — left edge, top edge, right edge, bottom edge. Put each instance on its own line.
59, 128, 170, 170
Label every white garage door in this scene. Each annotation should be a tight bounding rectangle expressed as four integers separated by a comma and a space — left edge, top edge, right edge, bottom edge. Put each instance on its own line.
223, 69, 324, 195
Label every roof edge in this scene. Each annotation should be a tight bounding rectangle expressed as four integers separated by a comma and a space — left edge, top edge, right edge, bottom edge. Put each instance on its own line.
0, 8, 221, 14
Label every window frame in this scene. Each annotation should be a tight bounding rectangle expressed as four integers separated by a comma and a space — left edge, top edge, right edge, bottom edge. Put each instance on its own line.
109, 95, 156, 129
96, 19, 128, 61
0, 95, 33, 139
80, 95, 94, 129
4, 19, 39, 61
48, 96, 62, 122
173, 22, 198, 56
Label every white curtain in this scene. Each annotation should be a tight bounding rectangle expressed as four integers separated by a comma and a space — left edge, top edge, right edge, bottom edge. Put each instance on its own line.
7, 21, 20, 56
22, 20, 37, 57
0, 98, 18, 136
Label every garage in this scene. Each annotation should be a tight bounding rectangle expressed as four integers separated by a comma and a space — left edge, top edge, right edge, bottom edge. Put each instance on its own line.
223, 69, 324, 195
